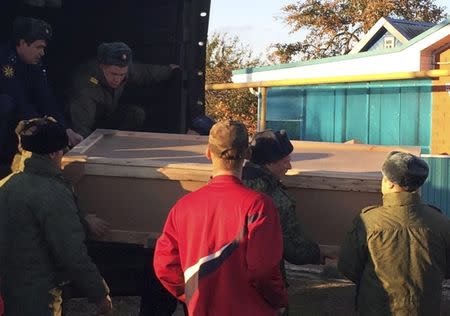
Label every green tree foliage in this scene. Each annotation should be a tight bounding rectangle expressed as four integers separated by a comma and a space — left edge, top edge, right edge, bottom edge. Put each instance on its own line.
270, 0, 447, 62
206, 32, 263, 134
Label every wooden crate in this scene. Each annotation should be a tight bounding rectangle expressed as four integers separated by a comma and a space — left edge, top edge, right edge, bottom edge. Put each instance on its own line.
62, 129, 420, 246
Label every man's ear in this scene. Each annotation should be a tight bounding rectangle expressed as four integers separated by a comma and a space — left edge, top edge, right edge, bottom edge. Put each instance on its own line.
385, 178, 396, 189
205, 144, 212, 161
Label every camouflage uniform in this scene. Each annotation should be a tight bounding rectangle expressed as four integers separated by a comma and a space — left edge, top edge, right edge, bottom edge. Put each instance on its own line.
338, 191, 450, 316
242, 162, 321, 273
0, 153, 108, 316
66, 60, 173, 137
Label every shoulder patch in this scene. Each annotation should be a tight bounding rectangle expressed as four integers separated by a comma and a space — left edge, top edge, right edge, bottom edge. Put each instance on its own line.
2, 65, 15, 78
427, 204, 442, 213
361, 205, 379, 214
89, 77, 99, 85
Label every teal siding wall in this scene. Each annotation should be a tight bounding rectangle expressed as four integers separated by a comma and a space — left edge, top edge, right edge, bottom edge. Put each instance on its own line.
422, 156, 450, 216
263, 79, 432, 152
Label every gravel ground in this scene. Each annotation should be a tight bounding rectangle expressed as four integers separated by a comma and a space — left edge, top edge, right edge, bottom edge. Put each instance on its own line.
64, 266, 450, 316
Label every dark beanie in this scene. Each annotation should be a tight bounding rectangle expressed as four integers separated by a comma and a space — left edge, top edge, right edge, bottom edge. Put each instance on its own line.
382, 151, 429, 191
97, 42, 132, 66
13, 17, 52, 43
15, 117, 68, 154
250, 129, 294, 165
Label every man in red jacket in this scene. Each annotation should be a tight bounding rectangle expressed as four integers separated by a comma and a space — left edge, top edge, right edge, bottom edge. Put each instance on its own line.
154, 120, 288, 315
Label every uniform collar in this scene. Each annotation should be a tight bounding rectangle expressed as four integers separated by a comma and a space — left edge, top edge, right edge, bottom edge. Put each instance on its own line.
382, 191, 422, 207
243, 161, 280, 186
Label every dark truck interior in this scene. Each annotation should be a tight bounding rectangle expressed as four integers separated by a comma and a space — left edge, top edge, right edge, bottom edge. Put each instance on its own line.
1, 0, 211, 133
0, 0, 211, 299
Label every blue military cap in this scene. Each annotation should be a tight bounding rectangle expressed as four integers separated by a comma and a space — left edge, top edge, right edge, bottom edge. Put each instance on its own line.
97, 42, 132, 66
13, 17, 52, 43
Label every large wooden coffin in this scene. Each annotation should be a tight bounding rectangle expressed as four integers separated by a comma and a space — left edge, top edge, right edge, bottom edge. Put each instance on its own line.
62, 130, 420, 246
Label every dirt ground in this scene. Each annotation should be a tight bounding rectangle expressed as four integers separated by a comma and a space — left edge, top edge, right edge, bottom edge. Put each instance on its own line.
65, 265, 450, 316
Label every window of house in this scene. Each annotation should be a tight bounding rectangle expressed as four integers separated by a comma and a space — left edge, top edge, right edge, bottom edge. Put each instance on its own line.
384, 36, 395, 49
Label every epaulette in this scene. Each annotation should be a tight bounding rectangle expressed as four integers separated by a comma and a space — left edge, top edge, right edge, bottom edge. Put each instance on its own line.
427, 204, 442, 213
89, 77, 99, 85
361, 205, 379, 214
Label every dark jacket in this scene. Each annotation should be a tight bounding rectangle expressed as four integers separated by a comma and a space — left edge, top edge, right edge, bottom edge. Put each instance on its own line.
0, 153, 108, 315
242, 162, 321, 269
338, 191, 450, 316
0, 43, 66, 125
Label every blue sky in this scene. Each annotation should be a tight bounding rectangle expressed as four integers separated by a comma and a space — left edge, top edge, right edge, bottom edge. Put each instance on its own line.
209, 0, 449, 57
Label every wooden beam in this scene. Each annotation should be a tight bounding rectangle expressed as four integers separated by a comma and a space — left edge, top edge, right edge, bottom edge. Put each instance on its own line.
260, 87, 268, 131
206, 69, 450, 91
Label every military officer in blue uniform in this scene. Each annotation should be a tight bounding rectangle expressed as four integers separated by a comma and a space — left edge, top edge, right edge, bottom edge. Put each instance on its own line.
0, 17, 83, 177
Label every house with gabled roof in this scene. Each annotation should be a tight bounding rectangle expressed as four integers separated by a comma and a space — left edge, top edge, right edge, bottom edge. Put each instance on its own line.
232, 18, 449, 82
349, 17, 436, 54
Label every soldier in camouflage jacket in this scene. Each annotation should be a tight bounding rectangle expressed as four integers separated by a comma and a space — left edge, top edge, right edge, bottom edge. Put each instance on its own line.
242, 130, 322, 279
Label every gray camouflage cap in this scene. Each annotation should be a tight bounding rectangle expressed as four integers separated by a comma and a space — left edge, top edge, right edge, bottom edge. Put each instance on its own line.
208, 120, 248, 160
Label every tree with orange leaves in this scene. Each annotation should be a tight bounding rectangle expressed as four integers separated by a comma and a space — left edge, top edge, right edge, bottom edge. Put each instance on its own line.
269, 0, 447, 63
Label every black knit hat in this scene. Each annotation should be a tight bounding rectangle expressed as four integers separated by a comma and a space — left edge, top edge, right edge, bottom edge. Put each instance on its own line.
13, 17, 52, 43
382, 151, 429, 191
250, 129, 294, 165
97, 42, 132, 66
15, 117, 68, 154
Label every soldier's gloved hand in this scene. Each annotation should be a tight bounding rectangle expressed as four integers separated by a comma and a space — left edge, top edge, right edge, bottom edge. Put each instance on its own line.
191, 115, 215, 135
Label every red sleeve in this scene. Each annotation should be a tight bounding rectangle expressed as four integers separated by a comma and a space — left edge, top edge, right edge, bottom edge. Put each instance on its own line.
153, 207, 186, 301
246, 195, 288, 308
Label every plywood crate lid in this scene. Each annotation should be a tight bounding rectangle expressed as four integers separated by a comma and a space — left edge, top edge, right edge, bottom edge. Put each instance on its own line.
63, 129, 421, 192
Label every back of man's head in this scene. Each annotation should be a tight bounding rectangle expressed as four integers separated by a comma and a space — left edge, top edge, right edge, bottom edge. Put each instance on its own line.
208, 120, 248, 170
12, 16, 52, 45
382, 151, 429, 192
15, 116, 68, 155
